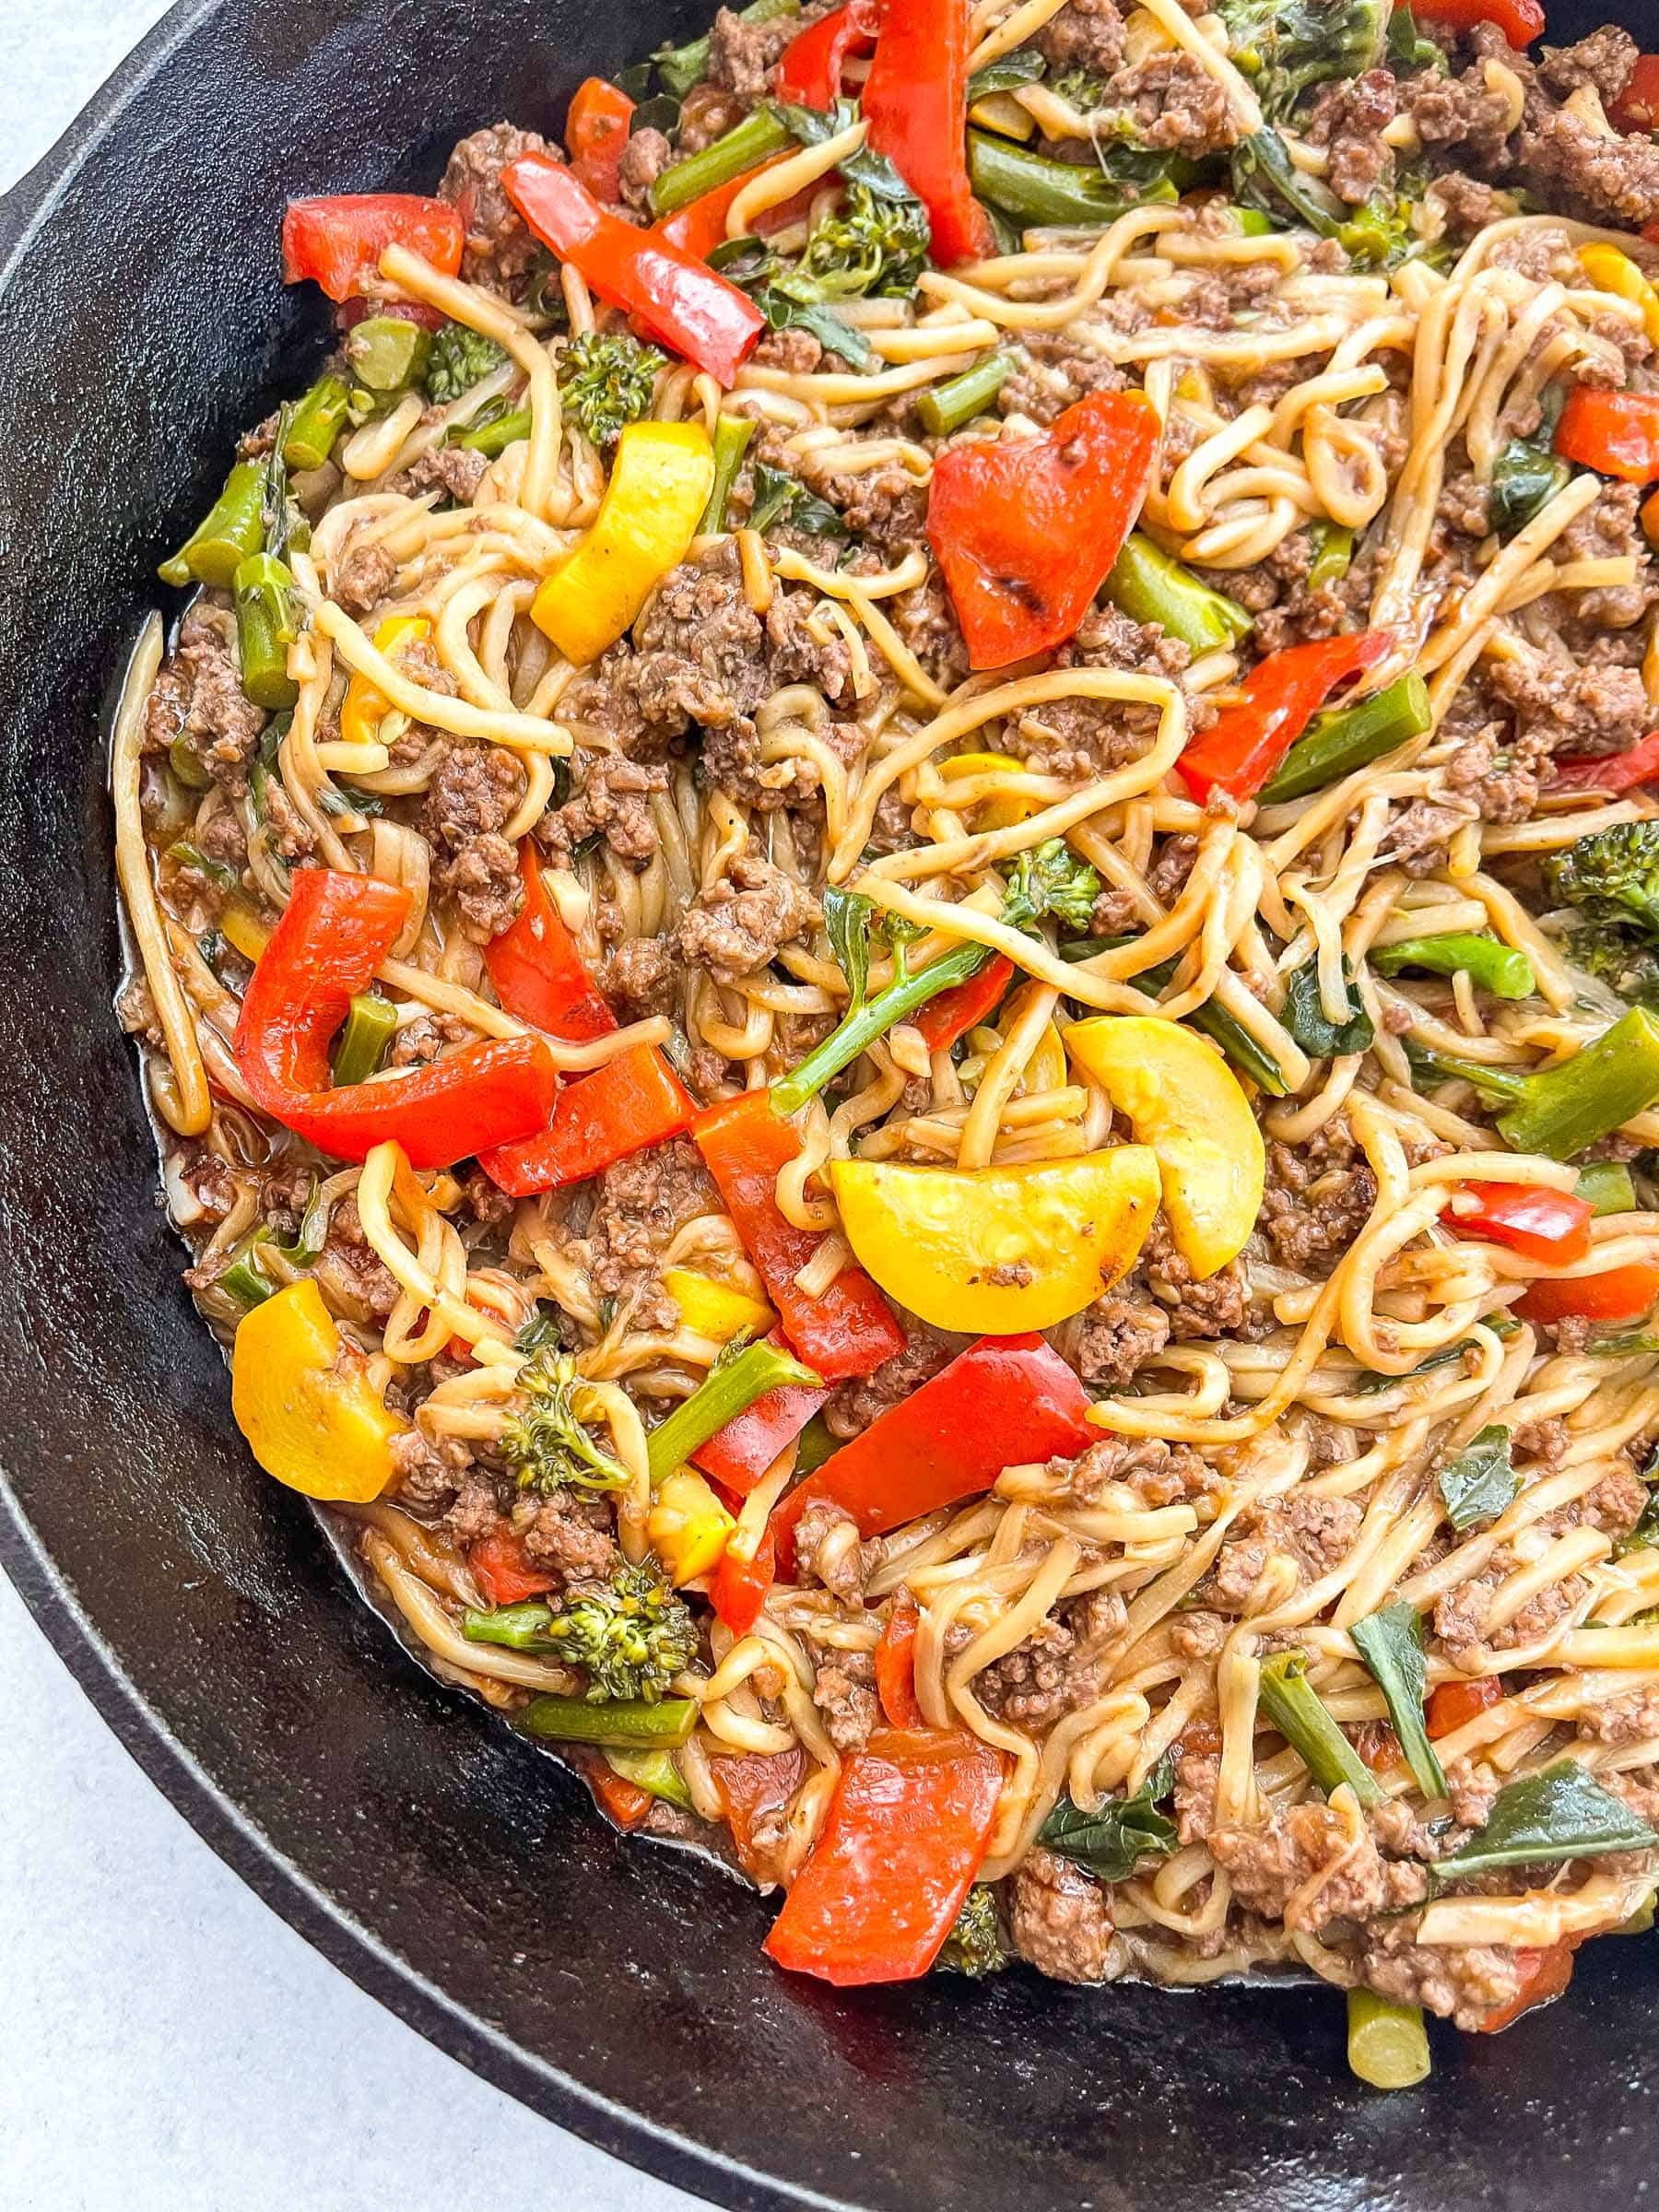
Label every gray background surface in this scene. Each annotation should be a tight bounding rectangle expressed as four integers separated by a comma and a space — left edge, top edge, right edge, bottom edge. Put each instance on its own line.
0, 10, 700, 2207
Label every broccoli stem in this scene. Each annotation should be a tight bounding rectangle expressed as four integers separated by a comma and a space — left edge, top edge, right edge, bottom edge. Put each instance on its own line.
1371, 932, 1535, 1001
605, 1746, 695, 1811
454, 404, 533, 457
654, 0, 797, 97
915, 351, 1014, 438
1405, 1041, 1529, 1102
1258, 674, 1431, 803
168, 734, 213, 791
770, 938, 992, 1113
1496, 1006, 1659, 1160
650, 106, 794, 218
1059, 936, 1291, 1096
283, 373, 353, 472
159, 459, 266, 589
700, 413, 757, 533
1576, 1160, 1637, 1217
463, 1602, 559, 1651
1347, 1990, 1430, 2090
1257, 1650, 1384, 1806
330, 991, 397, 1088
220, 1249, 276, 1311
231, 553, 300, 712
1305, 520, 1354, 590
645, 1337, 822, 1485
967, 129, 1173, 229
1101, 533, 1253, 653
345, 314, 432, 399
516, 1694, 699, 1747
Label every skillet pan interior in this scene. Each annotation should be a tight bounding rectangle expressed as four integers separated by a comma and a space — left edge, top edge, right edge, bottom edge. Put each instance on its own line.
0, 2, 1655, 2204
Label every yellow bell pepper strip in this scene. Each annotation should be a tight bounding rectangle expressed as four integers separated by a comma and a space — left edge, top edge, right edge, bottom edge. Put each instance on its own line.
829, 1149, 1160, 1335
1065, 1016, 1265, 1281
531, 420, 714, 665
230, 1277, 405, 1500
647, 1467, 738, 1584
664, 1267, 776, 1343
339, 615, 431, 751
1579, 244, 1659, 348
219, 897, 272, 964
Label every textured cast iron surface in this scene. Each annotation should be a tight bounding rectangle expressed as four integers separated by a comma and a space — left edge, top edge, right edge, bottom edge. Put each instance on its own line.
0, 2, 1655, 2204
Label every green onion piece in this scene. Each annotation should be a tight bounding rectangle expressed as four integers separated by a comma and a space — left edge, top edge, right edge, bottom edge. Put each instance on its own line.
169, 841, 238, 888
1306, 520, 1354, 590
654, 0, 796, 97
282, 373, 353, 472
651, 107, 794, 217
1347, 1990, 1430, 2089
463, 1602, 557, 1651
232, 553, 300, 712
168, 733, 213, 791
158, 459, 266, 589
1497, 1006, 1659, 1160
1102, 532, 1253, 653
1231, 206, 1277, 236
1259, 674, 1431, 804
645, 1338, 822, 1486
605, 1745, 695, 1812
967, 128, 1174, 229
1371, 933, 1535, 1001
1576, 1160, 1637, 1217
700, 413, 757, 534
516, 1694, 699, 1747
794, 1411, 841, 1476
345, 314, 433, 397
331, 992, 397, 1088
220, 1253, 276, 1310
454, 404, 533, 457
771, 938, 990, 1112
1257, 1650, 1384, 1807
915, 351, 1013, 437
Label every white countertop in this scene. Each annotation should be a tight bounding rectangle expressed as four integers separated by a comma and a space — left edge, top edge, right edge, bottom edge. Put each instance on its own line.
0, 12, 700, 2206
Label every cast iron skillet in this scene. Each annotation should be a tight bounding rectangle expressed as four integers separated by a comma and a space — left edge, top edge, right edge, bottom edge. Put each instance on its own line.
2, 3, 1656, 2203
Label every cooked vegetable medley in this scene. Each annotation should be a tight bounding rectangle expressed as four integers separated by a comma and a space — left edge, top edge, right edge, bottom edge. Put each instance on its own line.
116, 0, 1659, 2082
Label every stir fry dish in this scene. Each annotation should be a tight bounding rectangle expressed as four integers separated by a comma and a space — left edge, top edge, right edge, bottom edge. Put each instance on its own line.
114, 0, 1659, 2088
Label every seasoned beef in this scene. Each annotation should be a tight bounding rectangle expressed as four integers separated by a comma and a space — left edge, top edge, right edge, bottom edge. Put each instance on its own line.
1398, 57, 1514, 167
794, 1498, 880, 1603
804, 1635, 878, 1754
142, 599, 265, 794
1213, 1496, 1363, 1604
1036, 0, 1126, 75
996, 327, 1127, 427
1305, 69, 1398, 205
1538, 25, 1637, 100
1006, 1847, 1122, 1983
420, 739, 526, 939
824, 1324, 954, 1439
972, 1589, 1125, 1729
1211, 1803, 1428, 1929
331, 538, 399, 616
1358, 1922, 1525, 2030
521, 1490, 622, 1582
677, 849, 820, 984
391, 442, 491, 504
1384, 798, 1468, 876
587, 1137, 720, 1332
603, 935, 683, 1020
1519, 81, 1659, 229
1071, 1290, 1171, 1388
1142, 1216, 1255, 1342
1062, 1432, 1218, 1508
1106, 51, 1242, 154
545, 751, 667, 867
617, 126, 673, 212
1578, 1687, 1659, 1744
707, 0, 812, 98
1259, 1118, 1378, 1272
439, 122, 555, 294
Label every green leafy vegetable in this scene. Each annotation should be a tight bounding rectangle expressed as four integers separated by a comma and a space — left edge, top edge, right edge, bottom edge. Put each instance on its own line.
966, 46, 1047, 100
1230, 129, 1347, 237
746, 460, 852, 538
1039, 1749, 1180, 1881
1436, 1424, 1516, 1533
1216, 0, 1389, 118
426, 324, 510, 405
503, 1349, 631, 1495
1386, 6, 1445, 74
1489, 432, 1570, 541
1283, 959, 1375, 1057
823, 884, 874, 1015
1430, 1759, 1658, 1877
515, 1302, 565, 1357
556, 331, 666, 453
1350, 1602, 1446, 1800
1258, 1650, 1384, 1806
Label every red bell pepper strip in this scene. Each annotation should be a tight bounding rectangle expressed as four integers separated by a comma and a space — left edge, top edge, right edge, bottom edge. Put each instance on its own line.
1410, 0, 1544, 43
479, 1041, 696, 1196
233, 870, 558, 1170
501, 152, 764, 386
484, 842, 617, 1042
691, 1089, 906, 1382
1427, 1677, 1505, 1738
1518, 1260, 1659, 1327
912, 953, 1016, 1053
469, 1530, 558, 1606
709, 1524, 779, 1640
1477, 1940, 1578, 2034
567, 76, 635, 204
1552, 733, 1659, 792
586, 1761, 654, 1830
764, 1726, 1005, 1984
1453, 1181, 1594, 1266
863, 0, 993, 267
927, 391, 1160, 669
1613, 53, 1659, 133
875, 1596, 925, 1729
1555, 387, 1659, 485
709, 1745, 807, 1880
281, 194, 465, 302
776, 0, 883, 104
1177, 630, 1394, 804
694, 1330, 830, 1491
771, 1333, 1095, 1572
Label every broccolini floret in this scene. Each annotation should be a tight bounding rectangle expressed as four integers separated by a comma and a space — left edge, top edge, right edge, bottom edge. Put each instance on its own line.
544, 1561, 698, 1703
1559, 923, 1659, 1013
1543, 821, 1659, 948
427, 323, 510, 404
937, 1885, 1008, 1977
783, 176, 932, 303
556, 331, 666, 453
1215, 0, 1389, 118
503, 1350, 630, 1496
1006, 838, 1102, 934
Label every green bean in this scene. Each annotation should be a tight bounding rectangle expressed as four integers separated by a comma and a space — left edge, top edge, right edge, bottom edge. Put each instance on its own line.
344, 314, 432, 398
1576, 1160, 1638, 1217
158, 459, 265, 589
967, 129, 1174, 229
454, 404, 533, 457
1258, 1650, 1383, 1806
915, 352, 1013, 437
645, 1338, 821, 1485
1347, 1990, 1431, 2089
605, 1746, 695, 1812
1258, 674, 1431, 804
1497, 1006, 1659, 1160
1371, 933, 1535, 1001
516, 1695, 699, 1747
1305, 520, 1354, 590
1101, 532, 1253, 653
231, 553, 300, 712
700, 413, 757, 533
282, 373, 353, 472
